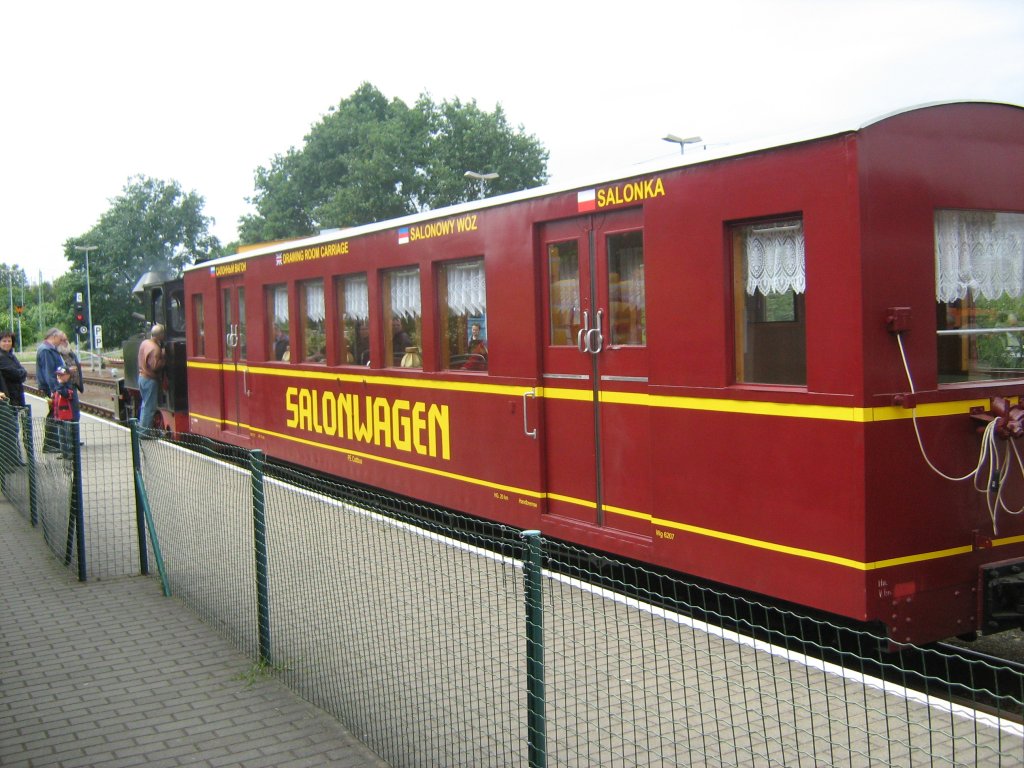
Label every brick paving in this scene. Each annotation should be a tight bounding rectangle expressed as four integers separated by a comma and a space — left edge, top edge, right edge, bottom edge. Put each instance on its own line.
0, 501, 391, 768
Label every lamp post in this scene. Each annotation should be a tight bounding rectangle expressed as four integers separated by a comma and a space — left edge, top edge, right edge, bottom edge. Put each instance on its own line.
662, 134, 703, 154
73, 245, 98, 369
18, 278, 24, 352
38, 271, 43, 341
6, 270, 12, 342
464, 170, 499, 200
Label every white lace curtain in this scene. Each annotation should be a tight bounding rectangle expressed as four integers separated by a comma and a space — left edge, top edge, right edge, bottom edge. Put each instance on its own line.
303, 280, 325, 322
446, 260, 487, 315
935, 210, 1024, 302
745, 221, 806, 296
272, 285, 289, 324
390, 267, 421, 319
342, 274, 369, 321
611, 246, 645, 309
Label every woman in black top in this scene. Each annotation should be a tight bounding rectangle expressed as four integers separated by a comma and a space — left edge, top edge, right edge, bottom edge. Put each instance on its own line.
0, 330, 27, 407
0, 330, 27, 466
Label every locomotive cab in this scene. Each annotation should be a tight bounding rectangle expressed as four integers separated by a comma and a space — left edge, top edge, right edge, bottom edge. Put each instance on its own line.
118, 271, 188, 431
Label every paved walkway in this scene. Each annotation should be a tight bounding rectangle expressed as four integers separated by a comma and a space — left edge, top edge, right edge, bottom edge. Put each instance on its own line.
0, 501, 391, 768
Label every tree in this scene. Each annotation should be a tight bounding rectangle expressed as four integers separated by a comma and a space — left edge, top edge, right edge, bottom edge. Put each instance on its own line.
0, 265, 35, 343
239, 83, 549, 243
413, 95, 549, 211
64, 176, 221, 349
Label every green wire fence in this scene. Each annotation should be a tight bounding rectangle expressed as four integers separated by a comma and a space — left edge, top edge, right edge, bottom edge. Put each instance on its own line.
3, 401, 1024, 767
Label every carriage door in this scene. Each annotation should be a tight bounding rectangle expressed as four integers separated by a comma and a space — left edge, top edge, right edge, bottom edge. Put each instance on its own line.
219, 279, 249, 438
540, 210, 651, 539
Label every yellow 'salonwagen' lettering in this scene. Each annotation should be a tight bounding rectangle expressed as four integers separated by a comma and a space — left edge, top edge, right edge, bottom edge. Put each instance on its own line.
284, 386, 450, 460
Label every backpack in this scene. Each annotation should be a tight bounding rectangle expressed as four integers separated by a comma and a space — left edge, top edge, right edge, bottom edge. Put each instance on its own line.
53, 390, 75, 421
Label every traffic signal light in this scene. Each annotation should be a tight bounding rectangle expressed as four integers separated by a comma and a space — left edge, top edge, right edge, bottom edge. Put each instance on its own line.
74, 302, 85, 324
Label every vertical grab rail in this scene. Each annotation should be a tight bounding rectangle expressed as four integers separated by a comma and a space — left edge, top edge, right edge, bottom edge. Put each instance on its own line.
522, 390, 537, 439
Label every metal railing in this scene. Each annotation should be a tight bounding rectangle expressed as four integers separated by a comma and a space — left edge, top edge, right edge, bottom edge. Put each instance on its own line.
3, 405, 1023, 766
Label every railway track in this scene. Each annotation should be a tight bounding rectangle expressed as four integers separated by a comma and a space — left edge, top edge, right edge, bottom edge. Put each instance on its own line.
932, 641, 1024, 719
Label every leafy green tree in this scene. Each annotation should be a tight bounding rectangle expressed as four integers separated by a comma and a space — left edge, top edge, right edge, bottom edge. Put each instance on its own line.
413, 95, 549, 211
239, 83, 548, 243
0, 265, 35, 343
64, 176, 221, 349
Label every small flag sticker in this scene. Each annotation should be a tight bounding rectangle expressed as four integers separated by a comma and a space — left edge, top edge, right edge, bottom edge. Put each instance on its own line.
398, 227, 410, 245
577, 189, 596, 213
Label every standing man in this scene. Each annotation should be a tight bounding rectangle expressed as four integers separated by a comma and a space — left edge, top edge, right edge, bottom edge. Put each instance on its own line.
35, 328, 66, 452
137, 324, 166, 433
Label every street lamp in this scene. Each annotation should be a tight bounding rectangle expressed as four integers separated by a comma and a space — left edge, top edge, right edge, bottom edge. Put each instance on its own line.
464, 170, 499, 200
662, 134, 703, 154
73, 244, 98, 369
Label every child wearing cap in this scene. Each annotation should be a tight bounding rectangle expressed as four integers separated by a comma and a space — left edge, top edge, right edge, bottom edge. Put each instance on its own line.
52, 366, 76, 458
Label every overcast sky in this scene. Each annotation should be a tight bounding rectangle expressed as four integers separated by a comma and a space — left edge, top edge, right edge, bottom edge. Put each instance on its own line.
2, 0, 1022, 284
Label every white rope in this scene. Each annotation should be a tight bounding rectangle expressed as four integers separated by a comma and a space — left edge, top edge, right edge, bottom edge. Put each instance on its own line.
897, 333, 979, 481
896, 332, 1024, 534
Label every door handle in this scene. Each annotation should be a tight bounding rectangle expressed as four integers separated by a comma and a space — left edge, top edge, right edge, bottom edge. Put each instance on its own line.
586, 309, 605, 354
576, 310, 589, 354
522, 389, 537, 439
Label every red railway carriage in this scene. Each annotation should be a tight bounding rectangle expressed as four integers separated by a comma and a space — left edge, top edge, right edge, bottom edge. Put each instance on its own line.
183, 101, 1024, 644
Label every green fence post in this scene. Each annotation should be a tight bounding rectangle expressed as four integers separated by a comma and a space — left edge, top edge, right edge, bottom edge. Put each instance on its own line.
23, 408, 37, 527
0, 403, 8, 497
251, 448, 272, 665
128, 419, 171, 596
522, 529, 546, 768
70, 420, 86, 582
129, 419, 150, 576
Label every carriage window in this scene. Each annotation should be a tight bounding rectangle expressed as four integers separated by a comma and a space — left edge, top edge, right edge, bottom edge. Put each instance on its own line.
169, 290, 186, 334
439, 258, 487, 370
299, 279, 325, 363
607, 231, 645, 345
192, 294, 205, 357
335, 274, 370, 365
732, 218, 806, 385
383, 267, 421, 368
548, 240, 580, 345
151, 288, 165, 327
267, 284, 289, 361
936, 210, 1024, 383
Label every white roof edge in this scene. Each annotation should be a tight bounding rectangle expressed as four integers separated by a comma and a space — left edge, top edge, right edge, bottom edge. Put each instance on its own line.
857, 98, 1023, 129
186, 100, 1023, 274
